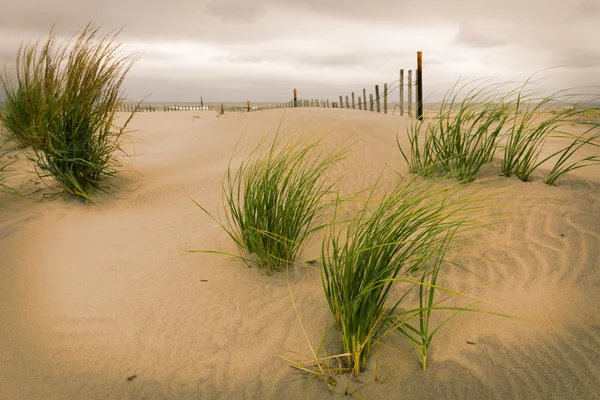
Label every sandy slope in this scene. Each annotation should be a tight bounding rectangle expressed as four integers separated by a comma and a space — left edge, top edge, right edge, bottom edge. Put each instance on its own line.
0, 108, 599, 399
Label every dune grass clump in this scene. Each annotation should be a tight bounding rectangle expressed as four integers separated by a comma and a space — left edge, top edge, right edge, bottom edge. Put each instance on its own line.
401, 76, 600, 185
399, 79, 510, 182
321, 178, 479, 376
193, 131, 349, 275
0, 24, 139, 201
501, 84, 600, 183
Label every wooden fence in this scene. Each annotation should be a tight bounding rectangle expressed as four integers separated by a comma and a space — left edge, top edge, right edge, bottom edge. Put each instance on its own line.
117, 53, 425, 118
287, 68, 417, 117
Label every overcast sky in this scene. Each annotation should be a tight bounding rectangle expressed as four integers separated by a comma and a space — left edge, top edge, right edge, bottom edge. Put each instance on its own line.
1, 0, 599, 102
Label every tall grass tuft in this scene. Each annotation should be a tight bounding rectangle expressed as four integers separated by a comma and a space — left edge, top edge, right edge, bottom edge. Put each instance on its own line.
321, 177, 480, 376
0, 23, 139, 201
193, 130, 349, 275
501, 84, 600, 182
400, 79, 510, 182
401, 76, 600, 185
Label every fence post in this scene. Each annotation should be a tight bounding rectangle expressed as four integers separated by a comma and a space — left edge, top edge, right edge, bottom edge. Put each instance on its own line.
247, 101, 251, 112
400, 69, 404, 116
352, 92, 355, 109
375, 85, 381, 113
408, 70, 413, 117
345, 95, 349, 108
363, 88, 367, 111
220, 103, 224, 115
369, 94, 374, 111
358, 96, 362, 110
384, 83, 388, 114
417, 52, 423, 121
294, 88, 297, 107
326, 99, 330, 108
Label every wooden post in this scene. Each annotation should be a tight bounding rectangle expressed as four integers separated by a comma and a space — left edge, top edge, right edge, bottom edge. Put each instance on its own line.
326, 99, 330, 108
339, 95, 343, 108
408, 70, 413, 117
358, 96, 362, 110
201, 96, 204, 107
375, 85, 381, 113
400, 69, 404, 116
363, 88, 367, 111
370, 94, 374, 111
247, 101, 251, 112
294, 88, 297, 107
352, 92, 355, 109
220, 103, 224, 115
384, 83, 388, 114
417, 51, 423, 121
345, 95, 349, 108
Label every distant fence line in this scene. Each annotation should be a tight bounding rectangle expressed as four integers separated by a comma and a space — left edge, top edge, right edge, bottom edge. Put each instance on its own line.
288, 67, 417, 117
115, 53, 424, 118
114, 104, 156, 112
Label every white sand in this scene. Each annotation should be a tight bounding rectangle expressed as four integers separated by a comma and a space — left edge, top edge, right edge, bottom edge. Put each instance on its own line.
0, 108, 599, 399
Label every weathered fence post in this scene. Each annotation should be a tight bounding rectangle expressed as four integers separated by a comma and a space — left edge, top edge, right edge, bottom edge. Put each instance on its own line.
417, 51, 423, 121
363, 88, 367, 111
408, 70, 413, 116
247, 101, 251, 112
352, 92, 355, 109
345, 95, 349, 108
400, 69, 404, 116
375, 85, 381, 113
339, 95, 343, 108
326, 99, 330, 108
294, 88, 297, 107
220, 103, 224, 115
384, 83, 388, 114
358, 96, 362, 110
200, 96, 204, 107
369, 94, 374, 111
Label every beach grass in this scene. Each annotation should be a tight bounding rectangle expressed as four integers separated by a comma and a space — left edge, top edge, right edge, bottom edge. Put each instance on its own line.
400, 79, 510, 182
320, 177, 481, 376
400, 76, 600, 185
501, 84, 600, 182
0, 23, 139, 202
192, 128, 349, 274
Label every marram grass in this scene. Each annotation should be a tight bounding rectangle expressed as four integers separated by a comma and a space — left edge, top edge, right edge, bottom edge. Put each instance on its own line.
0, 23, 139, 202
400, 78, 511, 182
192, 129, 350, 275
400, 76, 600, 185
321, 177, 485, 376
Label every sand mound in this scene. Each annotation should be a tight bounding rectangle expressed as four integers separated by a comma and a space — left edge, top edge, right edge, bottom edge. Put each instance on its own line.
1, 109, 599, 399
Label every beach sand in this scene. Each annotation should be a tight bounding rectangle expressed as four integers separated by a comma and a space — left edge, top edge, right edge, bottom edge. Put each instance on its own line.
0, 108, 599, 399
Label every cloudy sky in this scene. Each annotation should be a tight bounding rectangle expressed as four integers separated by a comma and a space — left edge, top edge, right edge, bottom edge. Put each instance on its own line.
1, 0, 599, 102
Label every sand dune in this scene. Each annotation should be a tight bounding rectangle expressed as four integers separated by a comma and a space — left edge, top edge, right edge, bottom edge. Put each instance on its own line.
0, 108, 599, 399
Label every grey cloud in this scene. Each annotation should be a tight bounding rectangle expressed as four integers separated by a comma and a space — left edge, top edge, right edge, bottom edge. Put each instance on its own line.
0, 0, 599, 102
553, 48, 600, 69
208, 54, 265, 63
455, 23, 507, 48
577, 0, 600, 14
205, 0, 265, 22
